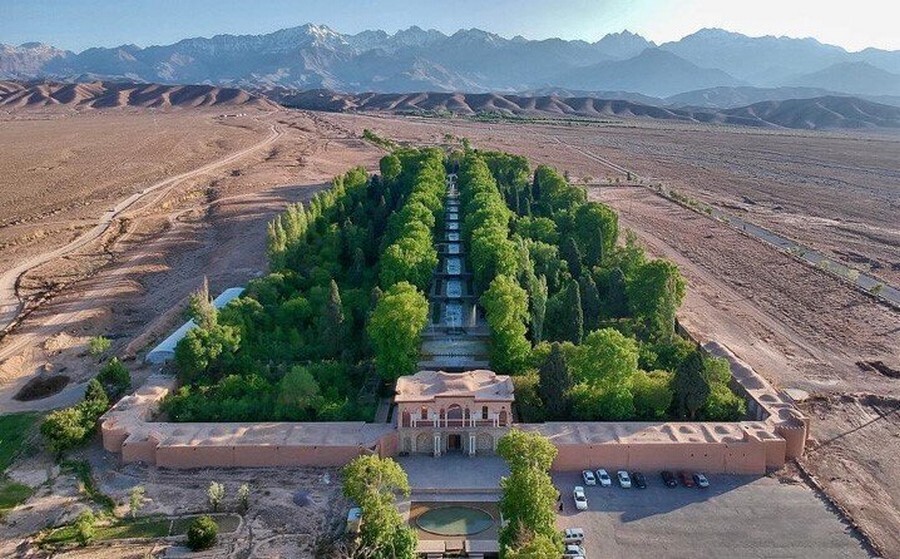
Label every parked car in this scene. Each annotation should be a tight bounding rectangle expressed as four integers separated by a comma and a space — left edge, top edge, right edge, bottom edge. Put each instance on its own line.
563, 543, 586, 557
573, 486, 588, 510
631, 471, 647, 489
581, 470, 597, 485
661, 470, 678, 488
596, 468, 612, 487
563, 527, 585, 544
693, 473, 710, 488
617, 470, 632, 488
678, 471, 695, 487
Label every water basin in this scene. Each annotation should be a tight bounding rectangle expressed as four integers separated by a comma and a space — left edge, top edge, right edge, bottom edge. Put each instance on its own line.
446, 279, 462, 297
416, 506, 494, 537
446, 257, 462, 274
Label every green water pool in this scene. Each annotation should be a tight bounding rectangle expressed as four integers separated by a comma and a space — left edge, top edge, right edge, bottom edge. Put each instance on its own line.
415, 506, 494, 537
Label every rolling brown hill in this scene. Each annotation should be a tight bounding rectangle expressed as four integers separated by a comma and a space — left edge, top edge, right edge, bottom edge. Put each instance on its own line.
266, 88, 900, 130
0, 80, 278, 109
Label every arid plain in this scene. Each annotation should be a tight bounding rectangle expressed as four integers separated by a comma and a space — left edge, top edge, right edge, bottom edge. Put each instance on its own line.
0, 105, 898, 556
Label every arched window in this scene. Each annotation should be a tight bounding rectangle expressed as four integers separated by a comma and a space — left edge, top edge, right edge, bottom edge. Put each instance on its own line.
421, 406, 428, 420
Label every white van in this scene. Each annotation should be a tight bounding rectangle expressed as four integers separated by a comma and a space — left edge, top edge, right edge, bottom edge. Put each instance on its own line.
564, 527, 585, 544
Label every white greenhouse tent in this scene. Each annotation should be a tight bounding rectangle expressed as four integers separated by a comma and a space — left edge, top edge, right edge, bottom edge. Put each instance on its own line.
145, 287, 245, 364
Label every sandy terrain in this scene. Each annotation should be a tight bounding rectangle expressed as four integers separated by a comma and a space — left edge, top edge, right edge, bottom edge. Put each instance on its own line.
0, 107, 897, 555
0, 107, 379, 411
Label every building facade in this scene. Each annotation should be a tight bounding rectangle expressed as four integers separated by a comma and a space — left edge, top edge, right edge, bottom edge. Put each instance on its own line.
395, 370, 514, 456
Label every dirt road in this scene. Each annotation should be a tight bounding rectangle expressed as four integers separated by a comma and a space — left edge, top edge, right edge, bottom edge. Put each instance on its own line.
0, 121, 282, 338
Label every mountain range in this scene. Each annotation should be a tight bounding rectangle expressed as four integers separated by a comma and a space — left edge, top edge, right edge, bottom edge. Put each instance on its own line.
3, 25, 900, 103
266, 89, 900, 130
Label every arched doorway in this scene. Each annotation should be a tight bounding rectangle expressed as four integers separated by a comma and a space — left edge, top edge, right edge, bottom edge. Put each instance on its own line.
415, 432, 433, 455
447, 404, 463, 427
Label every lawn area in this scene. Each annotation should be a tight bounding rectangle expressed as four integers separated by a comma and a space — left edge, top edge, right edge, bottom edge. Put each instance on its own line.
98, 517, 171, 540
40, 513, 241, 546
0, 480, 33, 515
171, 513, 241, 535
0, 412, 40, 472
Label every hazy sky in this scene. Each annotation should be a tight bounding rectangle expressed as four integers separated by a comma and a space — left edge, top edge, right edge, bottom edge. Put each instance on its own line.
0, 0, 895, 53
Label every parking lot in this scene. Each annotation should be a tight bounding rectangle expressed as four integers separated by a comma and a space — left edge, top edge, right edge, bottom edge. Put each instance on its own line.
554, 472, 871, 559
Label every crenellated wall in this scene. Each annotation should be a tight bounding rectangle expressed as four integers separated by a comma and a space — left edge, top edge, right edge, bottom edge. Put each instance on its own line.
102, 342, 807, 474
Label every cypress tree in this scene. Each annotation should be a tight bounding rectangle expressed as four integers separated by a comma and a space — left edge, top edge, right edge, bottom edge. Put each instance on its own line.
562, 279, 583, 344
579, 273, 601, 332
321, 280, 345, 357
560, 236, 582, 279
529, 274, 548, 343
606, 267, 629, 319
537, 343, 572, 420
673, 349, 710, 419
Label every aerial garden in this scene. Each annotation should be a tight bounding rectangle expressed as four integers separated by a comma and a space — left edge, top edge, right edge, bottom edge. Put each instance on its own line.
162, 143, 745, 424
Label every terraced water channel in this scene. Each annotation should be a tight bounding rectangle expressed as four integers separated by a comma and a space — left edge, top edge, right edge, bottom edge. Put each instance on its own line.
418, 174, 491, 372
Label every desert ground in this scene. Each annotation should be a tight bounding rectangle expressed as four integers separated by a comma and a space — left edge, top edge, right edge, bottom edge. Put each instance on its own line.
0, 107, 898, 556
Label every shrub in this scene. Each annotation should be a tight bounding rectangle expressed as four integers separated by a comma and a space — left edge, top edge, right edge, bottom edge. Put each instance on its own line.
87, 336, 111, 357
186, 515, 218, 551
96, 358, 131, 400
74, 509, 96, 546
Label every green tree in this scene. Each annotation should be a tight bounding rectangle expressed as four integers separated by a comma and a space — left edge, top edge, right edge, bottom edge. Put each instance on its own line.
497, 430, 560, 556
187, 515, 218, 551
537, 343, 571, 420
572, 328, 639, 386
701, 383, 746, 421
560, 279, 583, 344
528, 274, 548, 343
342, 454, 411, 506
560, 236, 582, 278
41, 407, 89, 455
504, 528, 562, 559
188, 278, 217, 330
481, 275, 531, 374
74, 509, 96, 546
320, 279, 346, 357
573, 201, 618, 268
568, 328, 639, 420
82, 378, 109, 415
626, 259, 685, 340
129, 486, 145, 518
604, 267, 629, 319
672, 349, 710, 419
342, 455, 416, 559
174, 323, 241, 384
277, 366, 322, 416
578, 273, 601, 331
497, 428, 557, 472
632, 370, 674, 420
368, 282, 429, 381
380, 153, 402, 184
96, 357, 131, 400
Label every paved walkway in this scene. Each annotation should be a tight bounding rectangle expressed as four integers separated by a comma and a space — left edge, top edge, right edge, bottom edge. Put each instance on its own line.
398, 455, 508, 494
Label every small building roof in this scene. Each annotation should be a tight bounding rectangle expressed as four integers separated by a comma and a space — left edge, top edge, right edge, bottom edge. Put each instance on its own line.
395, 370, 514, 403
